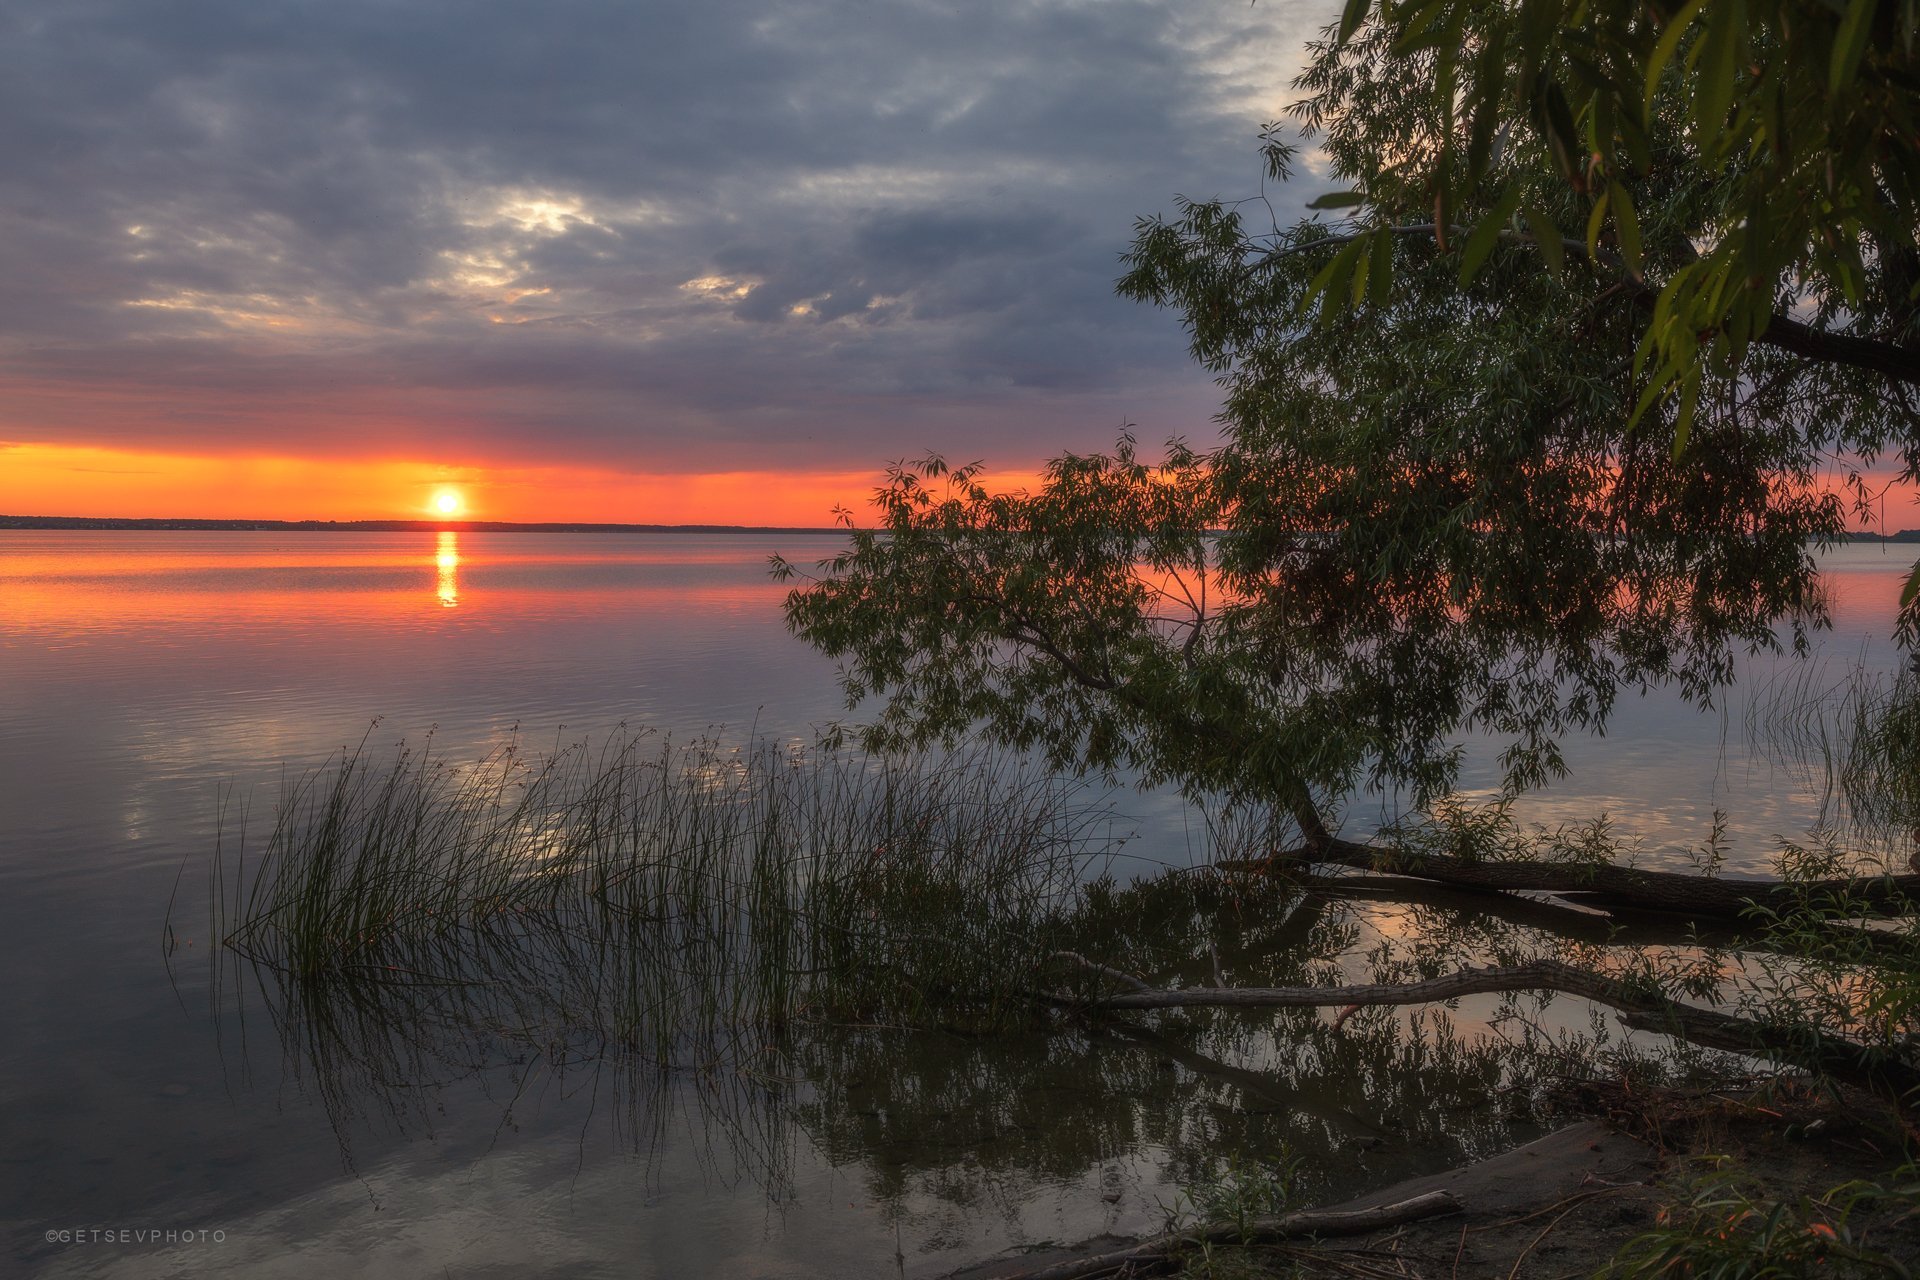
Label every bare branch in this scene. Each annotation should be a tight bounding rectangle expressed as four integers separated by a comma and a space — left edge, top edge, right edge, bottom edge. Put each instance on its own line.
1289, 837, 1920, 920
1048, 949, 1153, 993
1055, 959, 1920, 1100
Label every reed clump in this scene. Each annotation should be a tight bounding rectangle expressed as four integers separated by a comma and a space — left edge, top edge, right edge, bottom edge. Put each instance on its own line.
207, 729, 1116, 1061
1746, 660, 1920, 847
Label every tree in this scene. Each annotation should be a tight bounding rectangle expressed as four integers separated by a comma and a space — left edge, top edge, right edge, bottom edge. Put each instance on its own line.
775, 5, 1913, 832
1299, 0, 1920, 435
773, 0, 1920, 1113
1296, 0, 1920, 602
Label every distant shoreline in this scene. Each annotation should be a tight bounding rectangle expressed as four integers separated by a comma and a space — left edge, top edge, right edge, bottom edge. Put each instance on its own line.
5, 514, 1919, 542
0, 515, 848, 534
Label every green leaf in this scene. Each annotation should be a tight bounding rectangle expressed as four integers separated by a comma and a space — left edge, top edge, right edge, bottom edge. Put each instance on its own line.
1457, 187, 1524, 283
1522, 205, 1565, 274
1671, 368, 1702, 455
1609, 180, 1643, 278
1300, 238, 1367, 323
1465, 24, 1508, 179
1626, 362, 1671, 431
1692, 1, 1743, 147
1516, 0, 1560, 94
1643, 0, 1709, 115
1632, 321, 1657, 384
1616, 110, 1653, 172
1756, 80, 1783, 157
1585, 187, 1611, 260
1648, 267, 1693, 354
1542, 83, 1582, 183
1831, 0, 1878, 93
1308, 191, 1368, 210
1901, 561, 1920, 612
1587, 82, 1615, 161
1433, 10, 1464, 123
1338, 0, 1372, 44
1391, 0, 1452, 53
1367, 227, 1395, 308
1834, 256, 1863, 306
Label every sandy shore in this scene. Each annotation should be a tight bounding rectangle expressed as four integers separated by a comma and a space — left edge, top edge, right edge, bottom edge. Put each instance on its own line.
948, 1083, 1919, 1278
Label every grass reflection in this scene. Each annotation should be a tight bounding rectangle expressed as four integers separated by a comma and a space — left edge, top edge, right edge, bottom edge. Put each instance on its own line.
178, 739, 1597, 1220
186, 731, 1916, 1241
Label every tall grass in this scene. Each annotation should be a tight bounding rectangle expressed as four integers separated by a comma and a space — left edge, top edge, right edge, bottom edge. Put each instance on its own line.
201, 729, 1119, 1068
1744, 659, 1920, 850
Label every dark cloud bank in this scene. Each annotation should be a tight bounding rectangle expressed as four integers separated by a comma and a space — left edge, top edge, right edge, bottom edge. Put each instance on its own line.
0, 0, 1331, 472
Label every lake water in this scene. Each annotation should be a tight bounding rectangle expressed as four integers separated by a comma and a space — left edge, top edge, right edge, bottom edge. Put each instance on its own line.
1, 531, 1912, 1278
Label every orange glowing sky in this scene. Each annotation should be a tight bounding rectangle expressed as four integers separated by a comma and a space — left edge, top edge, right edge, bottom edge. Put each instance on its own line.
0, 443, 905, 526
6, 4, 1914, 531
0, 0, 1304, 528
4, 439, 1917, 530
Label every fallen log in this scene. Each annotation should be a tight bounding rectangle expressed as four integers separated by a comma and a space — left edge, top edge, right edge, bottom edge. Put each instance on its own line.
1291, 873, 1918, 962
997, 1189, 1463, 1280
1280, 838, 1920, 921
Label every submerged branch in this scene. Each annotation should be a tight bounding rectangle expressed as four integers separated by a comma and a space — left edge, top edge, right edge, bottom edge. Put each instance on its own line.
1051, 959, 1920, 1101
1048, 950, 1154, 993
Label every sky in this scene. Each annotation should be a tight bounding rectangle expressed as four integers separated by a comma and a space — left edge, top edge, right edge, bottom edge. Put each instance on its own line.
0, 0, 1343, 523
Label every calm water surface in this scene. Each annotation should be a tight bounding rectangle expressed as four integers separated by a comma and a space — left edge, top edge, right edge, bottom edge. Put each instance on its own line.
0, 532, 1910, 1277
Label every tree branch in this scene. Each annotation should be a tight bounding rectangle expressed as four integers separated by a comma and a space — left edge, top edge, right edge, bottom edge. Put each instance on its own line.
1747, 312, 1920, 385
1292, 837, 1920, 920
1055, 959, 1920, 1100
1048, 950, 1153, 993
1288, 872, 1917, 962
965, 592, 1122, 693
1269, 223, 1920, 386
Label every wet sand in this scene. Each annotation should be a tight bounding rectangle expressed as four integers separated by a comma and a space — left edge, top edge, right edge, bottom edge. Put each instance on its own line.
953, 1083, 1919, 1279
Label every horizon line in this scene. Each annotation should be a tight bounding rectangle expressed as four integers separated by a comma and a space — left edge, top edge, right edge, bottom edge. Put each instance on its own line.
6, 514, 1919, 543
0, 514, 852, 534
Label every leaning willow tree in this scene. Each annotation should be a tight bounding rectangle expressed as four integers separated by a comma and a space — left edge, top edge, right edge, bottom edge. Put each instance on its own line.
781, 0, 1920, 846
777, 3, 1920, 1096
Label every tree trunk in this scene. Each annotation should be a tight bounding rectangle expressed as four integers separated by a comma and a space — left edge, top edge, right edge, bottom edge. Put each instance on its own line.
1282, 837, 1920, 921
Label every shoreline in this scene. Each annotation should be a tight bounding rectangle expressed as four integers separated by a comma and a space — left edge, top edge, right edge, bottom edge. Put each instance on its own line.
7, 517, 1920, 541
948, 1082, 1919, 1279
0, 515, 848, 533
946, 1121, 1656, 1280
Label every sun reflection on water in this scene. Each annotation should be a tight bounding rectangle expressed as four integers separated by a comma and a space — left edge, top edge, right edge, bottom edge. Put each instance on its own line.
436, 531, 460, 607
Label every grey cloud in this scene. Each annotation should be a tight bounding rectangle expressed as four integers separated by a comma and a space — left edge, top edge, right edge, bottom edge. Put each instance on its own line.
0, 0, 1327, 474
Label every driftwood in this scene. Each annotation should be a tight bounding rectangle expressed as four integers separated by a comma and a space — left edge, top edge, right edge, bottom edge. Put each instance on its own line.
1045, 956, 1920, 1100
1277, 837, 1920, 921
996, 1190, 1463, 1280
1295, 873, 1917, 963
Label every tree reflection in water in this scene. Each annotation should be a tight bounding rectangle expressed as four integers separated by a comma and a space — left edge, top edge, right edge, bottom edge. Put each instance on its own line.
202, 847, 1588, 1229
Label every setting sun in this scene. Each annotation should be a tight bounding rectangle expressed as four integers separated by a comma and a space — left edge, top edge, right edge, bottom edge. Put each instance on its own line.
431, 488, 463, 517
